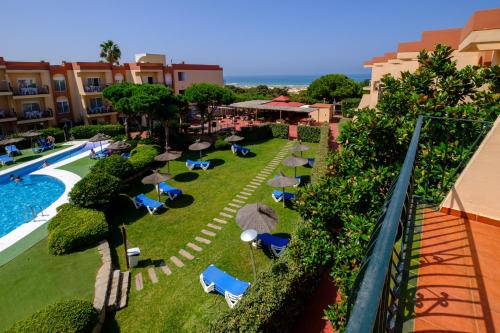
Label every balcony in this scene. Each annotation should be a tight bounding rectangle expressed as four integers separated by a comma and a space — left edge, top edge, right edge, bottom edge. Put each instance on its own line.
16, 108, 54, 124
83, 85, 107, 94
0, 108, 17, 122
0, 81, 12, 95
12, 84, 50, 97
86, 105, 116, 117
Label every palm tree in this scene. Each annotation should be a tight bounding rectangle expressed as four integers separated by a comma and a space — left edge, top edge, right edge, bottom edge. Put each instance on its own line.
99, 40, 121, 65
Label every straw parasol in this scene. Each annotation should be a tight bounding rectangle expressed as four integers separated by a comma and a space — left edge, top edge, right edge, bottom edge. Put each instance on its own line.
267, 172, 299, 208
19, 131, 42, 149
88, 133, 111, 151
224, 134, 244, 143
107, 141, 131, 151
236, 203, 278, 234
141, 169, 173, 201
188, 140, 211, 160
283, 154, 308, 177
0, 137, 24, 146
290, 142, 311, 156
154, 150, 182, 172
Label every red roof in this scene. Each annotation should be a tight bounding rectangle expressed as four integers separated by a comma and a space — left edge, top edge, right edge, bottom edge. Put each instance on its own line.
272, 95, 290, 102
265, 101, 304, 107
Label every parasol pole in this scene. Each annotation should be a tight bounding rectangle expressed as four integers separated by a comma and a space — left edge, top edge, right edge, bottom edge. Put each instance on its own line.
282, 186, 285, 208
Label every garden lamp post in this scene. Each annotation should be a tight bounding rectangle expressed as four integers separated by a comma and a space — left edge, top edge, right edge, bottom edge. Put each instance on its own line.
240, 229, 257, 282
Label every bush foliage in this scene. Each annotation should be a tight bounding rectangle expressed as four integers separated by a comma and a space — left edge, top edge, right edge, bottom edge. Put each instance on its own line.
5, 299, 98, 333
48, 205, 108, 255
310, 123, 331, 184
91, 154, 134, 180
128, 144, 160, 172
40, 127, 65, 142
269, 123, 289, 139
297, 125, 321, 143
340, 98, 361, 117
69, 172, 121, 208
70, 124, 125, 139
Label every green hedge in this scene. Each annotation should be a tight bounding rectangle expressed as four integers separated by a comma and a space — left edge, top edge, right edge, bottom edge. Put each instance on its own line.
297, 125, 321, 143
69, 172, 121, 208
40, 128, 65, 142
269, 123, 289, 139
129, 144, 160, 172
5, 299, 98, 333
310, 123, 331, 184
91, 155, 134, 180
239, 125, 272, 141
214, 138, 231, 150
48, 205, 108, 255
70, 124, 125, 139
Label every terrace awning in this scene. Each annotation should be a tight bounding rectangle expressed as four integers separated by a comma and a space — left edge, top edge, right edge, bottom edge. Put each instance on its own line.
229, 100, 317, 114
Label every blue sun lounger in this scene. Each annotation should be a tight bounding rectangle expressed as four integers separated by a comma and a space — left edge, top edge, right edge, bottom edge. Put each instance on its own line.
257, 233, 290, 257
272, 190, 295, 202
32, 139, 54, 153
186, 159, 210, 171
158, 182, 183, 200
231, 144, 251, 156
294, 176, 301, 187
121, 152, 131, 159
307, 158, 315, 167
133, 193, 164, 215
199, 264, 250, 309
5, 145, 21, 156
0, 154, 14, 165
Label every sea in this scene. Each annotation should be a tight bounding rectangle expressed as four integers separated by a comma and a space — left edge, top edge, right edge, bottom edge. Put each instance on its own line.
224, 74, 370, 88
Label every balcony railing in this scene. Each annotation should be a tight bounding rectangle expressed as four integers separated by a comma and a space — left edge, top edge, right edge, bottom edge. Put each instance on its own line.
345, 115, 493, 333
83, 85, 106, 93
86, 105, 115, 115
0, 108, 16, 119
0, 81, 11, 92
12, 84, 50, 96
17, 108, 54, 121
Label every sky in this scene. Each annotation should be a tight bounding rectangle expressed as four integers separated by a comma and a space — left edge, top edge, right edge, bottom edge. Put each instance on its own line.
0, 0, 498, 76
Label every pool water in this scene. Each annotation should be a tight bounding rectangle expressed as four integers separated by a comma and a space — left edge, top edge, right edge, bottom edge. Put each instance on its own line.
0, 175, 65, 237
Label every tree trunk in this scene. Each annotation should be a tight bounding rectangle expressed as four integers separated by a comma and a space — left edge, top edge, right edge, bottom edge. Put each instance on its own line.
163, 121, 169, 150
124, 116, 129, 138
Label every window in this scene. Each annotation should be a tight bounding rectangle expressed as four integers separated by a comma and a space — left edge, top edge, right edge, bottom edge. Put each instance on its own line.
86, 77, 101, 87
22, 102, 41, 112
177, 72, 186, 81
89, 97, 103, 110
146, 76, 154, 84
17, 78, 35, 88
56, 99, 70, 114
115, 74, 124, 83
54, 78, 66, 92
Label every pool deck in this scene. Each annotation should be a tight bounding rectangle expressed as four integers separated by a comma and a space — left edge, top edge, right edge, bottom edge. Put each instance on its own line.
0, 142, 108, 253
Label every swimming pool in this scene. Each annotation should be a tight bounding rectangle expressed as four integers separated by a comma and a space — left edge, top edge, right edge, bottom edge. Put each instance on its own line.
0, 175, 65, 237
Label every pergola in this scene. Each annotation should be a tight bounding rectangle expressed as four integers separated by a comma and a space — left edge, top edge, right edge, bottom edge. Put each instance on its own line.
223, 100, 318, 122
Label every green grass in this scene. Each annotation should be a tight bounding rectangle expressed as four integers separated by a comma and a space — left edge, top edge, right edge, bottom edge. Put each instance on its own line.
0, 239, 100, 331
58, 156, 98, 177
104, 138, 317, 332
0, 144, 67, 171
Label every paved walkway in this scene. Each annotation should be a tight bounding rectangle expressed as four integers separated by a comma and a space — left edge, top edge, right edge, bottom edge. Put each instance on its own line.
134, 140, 295, 290
329, 122, 339, 150
411, 209, 500, 332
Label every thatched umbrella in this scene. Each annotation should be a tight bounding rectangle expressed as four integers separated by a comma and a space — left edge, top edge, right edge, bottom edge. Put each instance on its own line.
154, 150, 182, 172
141, 169, 173, 201
188, 140, 211, 160
19, 131, 42, 149
267, 172, 299, 208
283, 154, 308, 177
107, 141, 131, 151
224, 134, 244, 143
236, 203, 278, 234
88, 133, 111, 151
0, 137, 24, 146
290, 142, 310, 156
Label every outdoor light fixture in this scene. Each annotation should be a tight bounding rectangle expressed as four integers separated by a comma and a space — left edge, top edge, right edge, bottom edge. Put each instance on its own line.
240, 229, 258, 282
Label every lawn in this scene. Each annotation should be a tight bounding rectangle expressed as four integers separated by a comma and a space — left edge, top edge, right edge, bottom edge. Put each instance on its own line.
104, 138, 317, 332
58, 154, 98, 177
0, 144, 67, 171
0, 238, 101, 331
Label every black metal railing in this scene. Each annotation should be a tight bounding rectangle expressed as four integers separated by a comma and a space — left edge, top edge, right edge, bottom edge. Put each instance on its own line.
17, 108, 54, 120
86, 105, 115, 115
12, 84, 50, 96
0, 80, 10, 92
0, 108, 16, 119
344, 115, 494, 332
83, 85, 106, 93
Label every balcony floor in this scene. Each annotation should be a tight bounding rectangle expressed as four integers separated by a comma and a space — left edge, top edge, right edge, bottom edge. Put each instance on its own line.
403, 208, 500, 332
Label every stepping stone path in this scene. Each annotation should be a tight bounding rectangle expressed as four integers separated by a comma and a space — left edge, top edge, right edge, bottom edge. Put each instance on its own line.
236, 194, 248, 200
202, 229, 216, 237
207, 223, 222, 230
240, 191, 252, 196
135, 273, 143, 291
213, 217, 228, 224
159, 261, 172, 275
246, 184, 258, 189
148, 267, 158, 283
228, 203, 241, 208
220, 212, 233, 218
233, 199, 245, 204
187, 242, 203, 252
195, 236, 211, 244
179, 249, 195, 260
224, 207, 237, 213
170, 256, 184, 267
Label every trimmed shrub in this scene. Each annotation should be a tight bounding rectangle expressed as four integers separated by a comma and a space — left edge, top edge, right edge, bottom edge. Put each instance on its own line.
129, 144, 160, 172
48, 206, 108, 255
5, 299, 98, 333
269, 123, 289, 139
91, 155, 134, 180
214, 138, 231, 150
340, 98, 361, 117
40, 127, 65, 142
70, 124, 125, 139
310, 123, 331, 184
239, 125, 272, 141
297, 125, 321, 143
69, 172, 121, 208
56, 203, 73, 213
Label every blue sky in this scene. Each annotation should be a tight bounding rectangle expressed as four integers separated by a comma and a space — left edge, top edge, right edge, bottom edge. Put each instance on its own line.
1, 0, 498, 75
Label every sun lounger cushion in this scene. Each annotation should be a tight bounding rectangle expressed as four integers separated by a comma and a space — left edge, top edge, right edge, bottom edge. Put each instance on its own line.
0, 154, 14, 165
258, 233, 290, 257
133, 194, 163, 214
272, 190, 295, 202
159, 182, 183, 200
200, 264, 250, 308
121, 152, 131, 159
308, 158, 315, 167
294, 176, 301, 187
5, 145, 20, 156
231, 144, 251, 156
186, 159, 210, 170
